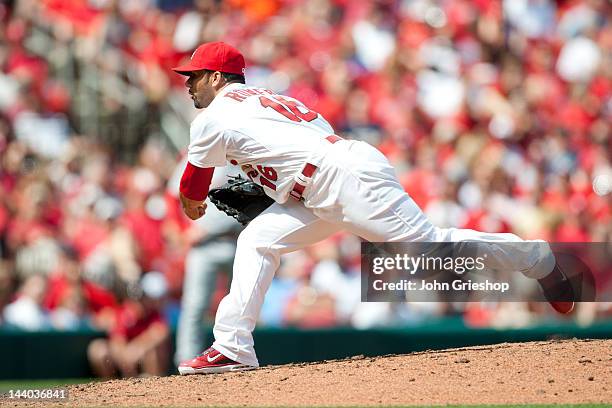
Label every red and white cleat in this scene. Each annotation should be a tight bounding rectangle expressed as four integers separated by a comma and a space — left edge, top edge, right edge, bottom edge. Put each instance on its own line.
178, 347, 257, 375
538, 262, 575, 315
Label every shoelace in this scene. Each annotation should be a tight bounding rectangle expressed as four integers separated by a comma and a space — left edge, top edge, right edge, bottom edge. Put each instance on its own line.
196, 348, 214, 358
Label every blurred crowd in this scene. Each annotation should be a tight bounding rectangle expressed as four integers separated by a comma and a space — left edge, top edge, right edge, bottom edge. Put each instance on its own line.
0, 0, 611, 353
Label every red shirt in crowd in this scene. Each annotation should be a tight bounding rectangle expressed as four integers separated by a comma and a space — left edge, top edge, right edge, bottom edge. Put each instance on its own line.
44, 273, 117, 314
110, 300, 166, 341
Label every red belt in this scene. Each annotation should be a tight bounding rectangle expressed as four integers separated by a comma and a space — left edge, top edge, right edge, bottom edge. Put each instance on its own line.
289, 135, 342, 201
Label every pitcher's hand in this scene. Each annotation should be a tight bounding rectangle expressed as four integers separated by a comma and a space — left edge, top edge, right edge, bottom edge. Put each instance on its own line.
179, 192, 207, 220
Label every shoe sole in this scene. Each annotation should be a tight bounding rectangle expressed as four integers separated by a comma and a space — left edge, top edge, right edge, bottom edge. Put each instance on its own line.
550, 301, 575, 314
551, 261, 576, 314
178, 364, 257, 375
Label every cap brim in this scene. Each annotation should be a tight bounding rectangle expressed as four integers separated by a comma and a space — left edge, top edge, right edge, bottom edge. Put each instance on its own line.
172, 63, 203, 75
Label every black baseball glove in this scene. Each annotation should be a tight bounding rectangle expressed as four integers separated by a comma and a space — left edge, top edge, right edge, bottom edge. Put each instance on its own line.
208, 175, 275, 225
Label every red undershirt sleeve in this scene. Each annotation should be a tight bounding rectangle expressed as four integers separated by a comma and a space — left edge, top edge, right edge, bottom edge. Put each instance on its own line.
179, 162, 215, 201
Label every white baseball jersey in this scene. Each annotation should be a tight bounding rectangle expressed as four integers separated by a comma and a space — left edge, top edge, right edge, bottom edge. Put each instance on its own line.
188, 83, 335, 203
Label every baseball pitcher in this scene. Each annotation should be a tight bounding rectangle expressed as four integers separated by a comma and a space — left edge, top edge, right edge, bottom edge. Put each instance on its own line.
173, 42, 577, 375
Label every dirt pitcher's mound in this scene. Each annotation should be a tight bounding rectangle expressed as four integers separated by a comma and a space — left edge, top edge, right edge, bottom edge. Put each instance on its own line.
29, 339, 612, 407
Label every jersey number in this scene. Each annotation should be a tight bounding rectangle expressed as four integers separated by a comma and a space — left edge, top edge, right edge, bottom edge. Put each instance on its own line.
253, 96, 316, 190
259, 96, 318, 122
247, 165, 278, 191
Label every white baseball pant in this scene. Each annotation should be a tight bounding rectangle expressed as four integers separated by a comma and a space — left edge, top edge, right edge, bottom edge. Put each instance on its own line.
212, 140, 555, 367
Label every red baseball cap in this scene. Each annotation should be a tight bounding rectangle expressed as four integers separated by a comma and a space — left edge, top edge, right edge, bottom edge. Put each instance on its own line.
172, 42, 246, 76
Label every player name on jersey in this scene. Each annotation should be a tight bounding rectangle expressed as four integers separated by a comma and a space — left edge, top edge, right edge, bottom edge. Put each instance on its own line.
224, 87, 277, 102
